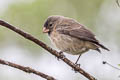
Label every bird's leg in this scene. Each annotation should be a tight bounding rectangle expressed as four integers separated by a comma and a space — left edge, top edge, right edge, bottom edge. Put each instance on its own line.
75, 54, 81, 67
72, 54, 82, 73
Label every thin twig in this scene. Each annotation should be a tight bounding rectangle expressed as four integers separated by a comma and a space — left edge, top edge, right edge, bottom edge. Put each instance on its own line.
0, 58, 56, 80
116, 0, 120, 7
0, 20, 96, 80
103, 61, 120, 70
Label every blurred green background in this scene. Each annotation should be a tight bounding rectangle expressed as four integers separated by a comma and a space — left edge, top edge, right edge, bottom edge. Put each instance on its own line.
0, 0, 120, 80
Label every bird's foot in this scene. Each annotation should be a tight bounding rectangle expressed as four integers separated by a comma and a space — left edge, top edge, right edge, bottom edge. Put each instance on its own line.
75, 59, 80, 68
75, 63, 81, 67
72, 63, 81, 73
57, 51, 65, 60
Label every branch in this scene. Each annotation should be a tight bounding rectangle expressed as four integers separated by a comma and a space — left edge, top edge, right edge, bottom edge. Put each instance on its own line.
116, 0, 120, 7
0, 58, 56, 80
0, 20, 96, 80
103, 61, 120, 70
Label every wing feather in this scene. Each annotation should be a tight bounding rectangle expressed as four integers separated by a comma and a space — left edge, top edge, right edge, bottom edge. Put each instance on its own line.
57, 23, 98, 43
57, 21, 109, 51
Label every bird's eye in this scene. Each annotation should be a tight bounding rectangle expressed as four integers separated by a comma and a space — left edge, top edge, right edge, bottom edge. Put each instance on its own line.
49, 23, 52, 26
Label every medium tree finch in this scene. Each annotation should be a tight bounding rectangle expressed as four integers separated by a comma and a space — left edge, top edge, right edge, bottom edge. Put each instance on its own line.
43, 15, 109, 64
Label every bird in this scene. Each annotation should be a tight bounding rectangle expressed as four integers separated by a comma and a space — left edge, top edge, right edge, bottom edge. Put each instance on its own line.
43, 15, 109, 64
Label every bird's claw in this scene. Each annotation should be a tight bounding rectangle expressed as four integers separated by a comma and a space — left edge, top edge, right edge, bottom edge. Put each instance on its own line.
72, 63, 81, 73
75, 63, 80, 67
57, 51, 65, 60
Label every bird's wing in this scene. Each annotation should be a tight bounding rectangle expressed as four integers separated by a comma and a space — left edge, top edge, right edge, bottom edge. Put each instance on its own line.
57, 22, 109, 51
57, 23, 99, 44
56, 20, 109, 51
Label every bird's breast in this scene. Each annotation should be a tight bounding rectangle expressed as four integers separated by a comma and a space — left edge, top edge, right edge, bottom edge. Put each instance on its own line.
50, 31, 88, 55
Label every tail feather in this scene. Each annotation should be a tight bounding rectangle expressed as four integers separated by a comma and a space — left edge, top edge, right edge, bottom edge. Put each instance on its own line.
95, 48, 101, 53
97, 43, 110, 51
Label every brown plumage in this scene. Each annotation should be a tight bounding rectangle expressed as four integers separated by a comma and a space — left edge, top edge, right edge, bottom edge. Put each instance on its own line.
43, 15, 109, 63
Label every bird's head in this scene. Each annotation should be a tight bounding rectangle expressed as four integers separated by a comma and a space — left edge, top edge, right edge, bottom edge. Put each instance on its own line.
43, 15, 64, 35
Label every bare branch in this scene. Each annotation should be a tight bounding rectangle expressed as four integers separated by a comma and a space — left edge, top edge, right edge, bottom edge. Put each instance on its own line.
103, 61, 120, 70
0, 20, 96, 80
0, 58, 56, 80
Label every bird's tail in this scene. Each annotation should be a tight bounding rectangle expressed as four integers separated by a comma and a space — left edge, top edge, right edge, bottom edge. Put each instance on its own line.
97, 43, 110, 51
95, 48, 101, 53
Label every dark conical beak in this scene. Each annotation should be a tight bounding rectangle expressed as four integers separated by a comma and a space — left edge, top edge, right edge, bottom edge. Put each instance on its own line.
43, 27, 49, 33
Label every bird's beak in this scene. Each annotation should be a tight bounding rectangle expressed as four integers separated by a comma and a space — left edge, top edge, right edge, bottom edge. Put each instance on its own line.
43, 27, 49, 33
